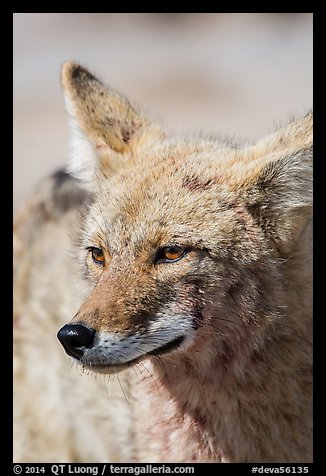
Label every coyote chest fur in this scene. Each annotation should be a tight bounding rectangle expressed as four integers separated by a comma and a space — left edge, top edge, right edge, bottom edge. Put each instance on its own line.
14, 62, 312, 463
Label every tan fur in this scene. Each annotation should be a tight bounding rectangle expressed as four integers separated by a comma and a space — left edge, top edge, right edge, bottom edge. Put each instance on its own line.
14, 62, 312, 463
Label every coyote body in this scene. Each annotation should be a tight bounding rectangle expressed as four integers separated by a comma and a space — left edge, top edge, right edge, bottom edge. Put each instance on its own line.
14, 63, 312, 463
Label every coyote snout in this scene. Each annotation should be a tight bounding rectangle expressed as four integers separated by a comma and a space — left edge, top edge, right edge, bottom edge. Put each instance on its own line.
57, 318, 185, 373
57, 323, 95, 359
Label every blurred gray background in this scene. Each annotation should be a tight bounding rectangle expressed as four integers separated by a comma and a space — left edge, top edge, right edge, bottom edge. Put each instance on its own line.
13, 13, 313, 211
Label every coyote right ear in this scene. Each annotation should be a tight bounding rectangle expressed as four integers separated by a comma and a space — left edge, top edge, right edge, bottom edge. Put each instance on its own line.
61, 62, 163, 189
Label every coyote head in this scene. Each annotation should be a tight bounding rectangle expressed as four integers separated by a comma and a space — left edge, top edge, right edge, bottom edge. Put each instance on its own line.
57, 62, 312, 376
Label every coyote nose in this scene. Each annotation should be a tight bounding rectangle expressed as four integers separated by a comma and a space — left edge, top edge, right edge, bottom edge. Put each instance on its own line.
57, 323, 95, 360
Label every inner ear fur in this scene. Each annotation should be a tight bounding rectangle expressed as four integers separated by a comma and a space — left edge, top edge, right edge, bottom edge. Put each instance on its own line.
242, 114, 312, 255
61, 61, 164, 187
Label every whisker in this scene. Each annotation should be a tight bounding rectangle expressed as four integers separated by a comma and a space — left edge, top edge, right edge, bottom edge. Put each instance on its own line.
154, 356, 168, 378
139, 361, 161, 392
216, 317, 244, 328
104, 378, 111, 400
131, 364, 141, 385
116, 373, 129, 403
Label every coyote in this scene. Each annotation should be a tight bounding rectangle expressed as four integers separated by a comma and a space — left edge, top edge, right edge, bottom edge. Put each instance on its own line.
14, 62, 312, 463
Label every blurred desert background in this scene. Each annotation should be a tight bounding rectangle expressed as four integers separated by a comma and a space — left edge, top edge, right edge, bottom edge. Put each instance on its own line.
13, 13, 312, 211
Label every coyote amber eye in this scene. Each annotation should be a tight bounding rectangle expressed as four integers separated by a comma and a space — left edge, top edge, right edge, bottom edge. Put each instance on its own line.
162, 246, 185, 261
90, 247, 105, 265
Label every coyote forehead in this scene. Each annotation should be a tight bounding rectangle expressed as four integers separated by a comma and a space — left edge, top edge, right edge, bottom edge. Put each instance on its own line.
83, 151, 266, 280
84, 139, 277, 257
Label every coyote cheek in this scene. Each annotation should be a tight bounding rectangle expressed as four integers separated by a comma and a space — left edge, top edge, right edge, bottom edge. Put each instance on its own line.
177, 280, 205, 331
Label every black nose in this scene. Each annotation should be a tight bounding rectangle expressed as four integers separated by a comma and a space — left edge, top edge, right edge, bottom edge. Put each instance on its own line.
57, 323, 95, 360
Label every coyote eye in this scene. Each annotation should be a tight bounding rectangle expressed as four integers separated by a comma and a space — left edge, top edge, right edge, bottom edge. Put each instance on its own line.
159, 246, 187, 263
88, 247, 105, 265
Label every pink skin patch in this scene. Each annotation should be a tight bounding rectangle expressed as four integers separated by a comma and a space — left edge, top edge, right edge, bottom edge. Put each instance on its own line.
182, 173, 227, 193
233, 204, 260, 244
182, 175, 215, 192
177, 280, 204, 330
95, 143, 106, 150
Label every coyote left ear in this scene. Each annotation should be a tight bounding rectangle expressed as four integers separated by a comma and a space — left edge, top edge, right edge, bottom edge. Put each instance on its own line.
61, 62, 163, 189
243, 113, 312, 255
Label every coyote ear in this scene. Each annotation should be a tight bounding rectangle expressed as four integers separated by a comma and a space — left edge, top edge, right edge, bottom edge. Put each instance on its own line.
244, 113, 312, 255
61, 62, 163, 189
